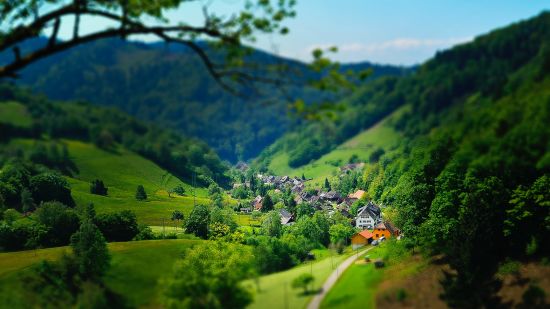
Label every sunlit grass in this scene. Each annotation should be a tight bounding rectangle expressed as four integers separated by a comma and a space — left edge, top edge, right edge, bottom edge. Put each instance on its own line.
0, 101, 33, 128
267, 106, 407, 186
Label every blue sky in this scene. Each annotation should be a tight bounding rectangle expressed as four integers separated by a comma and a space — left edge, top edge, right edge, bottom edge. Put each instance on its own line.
60, 0, 549, 65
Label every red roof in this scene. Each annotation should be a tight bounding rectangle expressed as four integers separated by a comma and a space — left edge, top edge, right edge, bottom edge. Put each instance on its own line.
358, 230, 373, 239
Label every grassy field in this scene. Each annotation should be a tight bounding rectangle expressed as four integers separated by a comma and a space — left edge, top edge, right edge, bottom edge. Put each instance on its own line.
13, 139, 215, 225
0, 101, 33, 128
244, 248, 356, 309
0, 239, 200, 308
267, 107, 407, 186
321, 241, 419, 309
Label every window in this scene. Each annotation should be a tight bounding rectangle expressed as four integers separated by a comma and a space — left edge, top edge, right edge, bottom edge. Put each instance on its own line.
375, 234, 379, 237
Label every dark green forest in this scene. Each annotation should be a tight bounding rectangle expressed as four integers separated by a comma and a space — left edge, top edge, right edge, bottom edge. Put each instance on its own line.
0, 84, 230, 187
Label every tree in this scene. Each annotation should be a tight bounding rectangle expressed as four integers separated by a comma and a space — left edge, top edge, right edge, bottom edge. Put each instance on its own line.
261, 194, 274, 212
94, 210, 139, 242
90, 179, 108, 196
21, 188, 36, 212
301, 173, 306, 180
135, 185, 147, 201
162, 242, 255, 309
329, 223, 355, 246
292, 273, 314, 294
185, 204, 210, 239
30, 173, 75, 207
171, 185, 185, 196
261, 211, 282, 237
36, 201, 80, 247
324, 178, 331, 191
0, 0, 296, 94
209, 222, 231, 240
171, 210, 185, 225
70, 219, 110, 281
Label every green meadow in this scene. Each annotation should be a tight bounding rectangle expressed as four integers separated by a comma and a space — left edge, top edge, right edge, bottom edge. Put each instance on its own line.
267, 107, 407, 186
321, 241, 418, 309
0, 101, 33, 128
0, 239, 201, 308
244, 248, 355, 309
12, 139, 216, 225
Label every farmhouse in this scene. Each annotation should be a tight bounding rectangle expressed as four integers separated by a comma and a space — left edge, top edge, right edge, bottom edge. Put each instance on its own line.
351, 230, 373, 249
355, 201, 381, 229
372, 222, 400, 240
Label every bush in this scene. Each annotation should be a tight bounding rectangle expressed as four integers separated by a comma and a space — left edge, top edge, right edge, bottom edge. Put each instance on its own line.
134, 224, 155, 240
90, 179, 108, 196
30, 173, 75, 207
94, 210, 139, 242
36, 201, 80, 247
135, 185, 147, 201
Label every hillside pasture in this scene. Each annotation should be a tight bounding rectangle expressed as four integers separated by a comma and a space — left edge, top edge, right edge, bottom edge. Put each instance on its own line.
0, 239, 200, 308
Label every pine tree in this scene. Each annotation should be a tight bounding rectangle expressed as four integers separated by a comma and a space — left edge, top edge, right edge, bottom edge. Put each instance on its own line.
135, 185, 147, 201
70, 220, 110, 281
324, 178, 331, 191
261, 194, 274, 212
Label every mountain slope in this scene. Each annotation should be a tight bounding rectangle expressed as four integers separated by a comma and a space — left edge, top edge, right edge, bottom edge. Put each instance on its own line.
261, 11, 550, 306
3, 38, 411, 162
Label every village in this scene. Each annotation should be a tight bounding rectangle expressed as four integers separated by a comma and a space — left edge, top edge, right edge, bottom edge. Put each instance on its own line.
232, 163, 400, 250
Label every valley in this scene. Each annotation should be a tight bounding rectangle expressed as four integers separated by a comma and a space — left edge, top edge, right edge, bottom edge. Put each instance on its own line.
0, 4, 549, 309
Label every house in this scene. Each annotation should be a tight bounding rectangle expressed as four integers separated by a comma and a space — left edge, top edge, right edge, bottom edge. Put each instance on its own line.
355, 201, 381, 230
347, 190, 366, 202
279, 209, 294, 226
252, 196, 263, 211
372, 222, 400, 240
351, 230, 373, 249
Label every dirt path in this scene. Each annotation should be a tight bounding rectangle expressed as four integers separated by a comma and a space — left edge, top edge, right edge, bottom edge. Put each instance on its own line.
307, 246, 373, 309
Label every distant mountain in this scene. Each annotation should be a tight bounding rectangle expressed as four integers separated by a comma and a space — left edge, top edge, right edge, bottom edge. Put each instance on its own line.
1, 38, 411, 163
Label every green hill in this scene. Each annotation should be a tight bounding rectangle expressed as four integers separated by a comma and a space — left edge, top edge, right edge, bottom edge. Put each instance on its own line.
12, 138, 210, 225
0, 88, 232, 225
3, 38, 411, 162
0, 239, 201, 308
266, 106, 407, 186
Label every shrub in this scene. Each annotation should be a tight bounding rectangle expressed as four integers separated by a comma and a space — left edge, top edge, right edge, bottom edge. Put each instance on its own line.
94, 210, 139, 242
90, 180, 108, 196
135, 185, 147, 201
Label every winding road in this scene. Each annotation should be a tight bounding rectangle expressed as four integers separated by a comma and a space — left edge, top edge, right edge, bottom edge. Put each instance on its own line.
307, 246, 374, 309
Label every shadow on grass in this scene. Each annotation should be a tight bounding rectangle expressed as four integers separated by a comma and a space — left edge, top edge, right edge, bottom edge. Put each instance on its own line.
297, 288, 323, 296
322, 293, 353, 306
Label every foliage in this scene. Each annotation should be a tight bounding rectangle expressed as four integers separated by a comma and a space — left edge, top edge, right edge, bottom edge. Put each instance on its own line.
94, 210, 139, 242
185, 204, 210, 239
135, 185, 147, 201
30, 173, 75, 207
134, 224, 155, 241
36, 201, 80, 247
261, 194, 274, 212
70, 220, 111, 281
329, 223, 355, 245
261, 210, 282, 237
171, 186, 185, 196
162, 241, 255, 309
90, 179, 108, 196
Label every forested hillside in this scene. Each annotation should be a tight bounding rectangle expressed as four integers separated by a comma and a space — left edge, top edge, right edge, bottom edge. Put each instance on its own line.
0, 83, 230, 187
258, 11, 550, 306
2, 39, 411, 162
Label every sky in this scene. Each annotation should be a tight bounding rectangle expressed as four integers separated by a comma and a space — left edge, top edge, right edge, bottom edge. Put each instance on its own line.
57, 0, 549, 66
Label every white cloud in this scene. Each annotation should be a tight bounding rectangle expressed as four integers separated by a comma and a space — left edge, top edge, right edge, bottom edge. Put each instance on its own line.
301, 37, 473, 65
